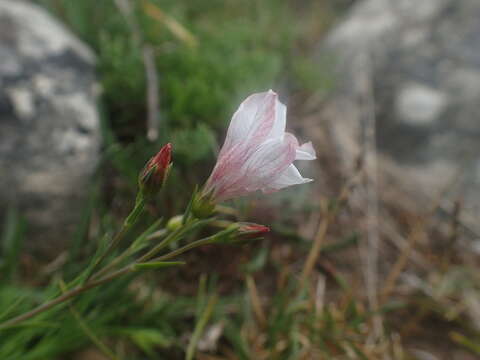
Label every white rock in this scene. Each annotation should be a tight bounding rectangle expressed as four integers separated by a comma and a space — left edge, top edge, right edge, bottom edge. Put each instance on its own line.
396, 83, 448, 125
0, 0, 101, 256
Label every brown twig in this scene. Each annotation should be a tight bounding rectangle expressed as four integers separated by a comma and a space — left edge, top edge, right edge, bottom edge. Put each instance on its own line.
114, 0, 160, 141
143, 45, 160, 141
379, 222, 423, 304
300, 170, 362, 286
356, 51, 383, 342
246, 275, 266, 327
381, 219, 429, 270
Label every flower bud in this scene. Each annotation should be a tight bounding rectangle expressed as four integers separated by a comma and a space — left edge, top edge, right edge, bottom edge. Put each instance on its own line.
210, 223, 269, 244
237, 223, 270, 239
191, 191, 216, 219
139, 143, 172, 198
166, 215, 183, 231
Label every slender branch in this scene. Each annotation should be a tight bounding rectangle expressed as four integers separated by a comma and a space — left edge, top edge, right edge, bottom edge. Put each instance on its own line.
0, 225, 215, 329
135, 217, 217, 263
91, 246, 135, 281
91, 222, 169, 281
137, 227, 184, 262
148, 237, 216, 262
185, 294, 218, 360
85, 197, 145, 282
0, 266, 132, 330
59, 280, 121, 360
85, 227, 129, 282
0, 205, 220, 330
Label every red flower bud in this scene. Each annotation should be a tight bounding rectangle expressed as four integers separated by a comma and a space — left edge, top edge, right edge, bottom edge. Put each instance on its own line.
139, 143, 172, 197
237, 223, 270, 239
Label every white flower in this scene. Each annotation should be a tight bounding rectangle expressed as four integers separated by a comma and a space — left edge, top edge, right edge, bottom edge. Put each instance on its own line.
203, 90, 316, 202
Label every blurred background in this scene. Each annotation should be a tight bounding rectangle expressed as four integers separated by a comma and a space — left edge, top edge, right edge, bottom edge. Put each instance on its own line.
1, 0, 480, 358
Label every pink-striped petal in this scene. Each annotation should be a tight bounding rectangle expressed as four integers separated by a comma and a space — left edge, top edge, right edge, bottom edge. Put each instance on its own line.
263, 164, 313, 192
240, 133, 298, 191
268, 96, 286, 140
219, 90, 278, 159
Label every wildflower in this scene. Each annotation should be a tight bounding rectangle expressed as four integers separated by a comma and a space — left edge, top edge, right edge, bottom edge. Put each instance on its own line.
139, 143, 172, 198
203, 90, 316, 202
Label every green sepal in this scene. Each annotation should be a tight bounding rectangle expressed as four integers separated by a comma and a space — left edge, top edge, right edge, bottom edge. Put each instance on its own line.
191, 190, 216, 219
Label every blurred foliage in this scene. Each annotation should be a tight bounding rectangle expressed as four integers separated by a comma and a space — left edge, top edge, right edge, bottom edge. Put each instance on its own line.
2, 1, 339, 357
5, 1, 478, 360
33, 0, 334, 215
35, 0, 302, 155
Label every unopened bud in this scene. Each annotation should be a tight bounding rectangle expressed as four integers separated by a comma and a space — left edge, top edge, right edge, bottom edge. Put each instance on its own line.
191, 191, 216, 219
166, 215, 183, 231
237, 223, 270, 239
214, 222, 269, 243
139, 143, 172, 198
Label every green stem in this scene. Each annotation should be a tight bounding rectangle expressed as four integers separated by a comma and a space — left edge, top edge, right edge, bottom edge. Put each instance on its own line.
0, 266, 132, 331
94, 217, 198, 279
137, 226, 187, 263
124, 194, 147, 227
150, 236, 216, 262
59, 280, 121, 360
91, 246, 136, 280
186, 294, 218, 360
0, 198, 224, 330
141, 222, 235, 263
92, 220, 166, 281
0, 220, 218, 330
85, 196, 145, 282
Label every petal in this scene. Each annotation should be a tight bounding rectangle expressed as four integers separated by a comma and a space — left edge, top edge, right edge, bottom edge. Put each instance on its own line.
263, 164, 313, 191
268, 94, 286, 140
240, 133, 298, 191
219, 90, 278, 158
296, 141, 317, 160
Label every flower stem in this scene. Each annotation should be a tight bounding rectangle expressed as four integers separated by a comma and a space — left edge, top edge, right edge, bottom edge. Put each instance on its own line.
150, 236, 216, 262
85, 196, 145, 282
0, 266, 132, 331
137, 227, 184, 262
0, 236, 214, 330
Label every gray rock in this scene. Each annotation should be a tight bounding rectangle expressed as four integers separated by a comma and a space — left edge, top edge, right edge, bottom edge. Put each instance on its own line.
0, 0, 100, 255
318, 0, 480, 231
